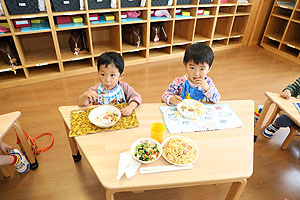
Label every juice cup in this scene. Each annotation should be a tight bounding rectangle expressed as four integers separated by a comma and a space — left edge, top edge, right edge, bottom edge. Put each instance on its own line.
150, 123, 165, 143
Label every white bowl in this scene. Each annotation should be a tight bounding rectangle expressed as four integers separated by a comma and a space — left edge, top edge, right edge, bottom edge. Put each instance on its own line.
161, 136, 199, 166
130, 138, 162, 164
177, 99, 206, 119
88, 105, 121, 128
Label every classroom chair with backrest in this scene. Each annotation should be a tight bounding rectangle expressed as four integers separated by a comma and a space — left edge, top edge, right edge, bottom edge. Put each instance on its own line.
0, 111, 38, 178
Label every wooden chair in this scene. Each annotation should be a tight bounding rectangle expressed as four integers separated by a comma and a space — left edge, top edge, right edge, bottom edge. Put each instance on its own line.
281, 125, 300, 150
0, 111, 38, 178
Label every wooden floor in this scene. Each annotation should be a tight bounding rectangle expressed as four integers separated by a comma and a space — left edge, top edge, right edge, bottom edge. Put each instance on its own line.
0, 46, 300, 200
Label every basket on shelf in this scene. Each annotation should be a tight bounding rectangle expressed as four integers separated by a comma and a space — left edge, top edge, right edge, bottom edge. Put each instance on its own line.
176, 0, 192, 5
88, 0, 111, 9
50, 0, 80, 12
121, 0, 142, 8
151, 0, 170, 6
4, 0, 39, 15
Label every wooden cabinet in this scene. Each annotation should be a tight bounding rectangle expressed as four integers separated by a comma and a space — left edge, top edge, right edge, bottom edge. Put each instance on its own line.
0, 0, 256, 89
261, 0, 300, 64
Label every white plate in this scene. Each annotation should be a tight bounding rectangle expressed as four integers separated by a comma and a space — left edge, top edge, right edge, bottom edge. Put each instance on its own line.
177, 99, 206, 119
161, 136, 199, 166
130, 138, 162, 164
88, 105, 121, 128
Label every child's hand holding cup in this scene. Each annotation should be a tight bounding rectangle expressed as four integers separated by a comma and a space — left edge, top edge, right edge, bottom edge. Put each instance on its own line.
150, 123, 166, 143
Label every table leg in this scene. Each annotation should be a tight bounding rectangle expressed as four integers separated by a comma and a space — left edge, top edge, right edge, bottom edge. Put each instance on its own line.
281, 125, 297, 150
0, 150, 10, 178
254, 99, 273, 138
13, 120, 38, 170
225, 179, 247, 200
106, 189, 115, 200
63, 122, 81, 162
264, 106, 280, 130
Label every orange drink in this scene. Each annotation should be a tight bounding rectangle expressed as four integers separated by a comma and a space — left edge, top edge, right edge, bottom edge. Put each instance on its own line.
150, 123, 166, 143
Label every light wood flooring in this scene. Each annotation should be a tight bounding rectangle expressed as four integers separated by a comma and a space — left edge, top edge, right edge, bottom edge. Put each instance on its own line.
0, 46, 300, 200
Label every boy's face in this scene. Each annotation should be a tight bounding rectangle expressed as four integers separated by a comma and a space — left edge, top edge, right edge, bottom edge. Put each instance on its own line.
98, 63, 123, 90
185, 61, 210, 85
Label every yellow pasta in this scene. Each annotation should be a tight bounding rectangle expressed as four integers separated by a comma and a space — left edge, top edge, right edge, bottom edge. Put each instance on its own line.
162, 137, 198, 165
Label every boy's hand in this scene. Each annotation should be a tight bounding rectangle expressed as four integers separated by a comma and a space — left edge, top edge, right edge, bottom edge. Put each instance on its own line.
194, 78, 209, 91
121, 106, 134, 116
84, 91, 98, 102
281, 89, 291, 99
0, 141, 13, 153
170, 95, 182, 105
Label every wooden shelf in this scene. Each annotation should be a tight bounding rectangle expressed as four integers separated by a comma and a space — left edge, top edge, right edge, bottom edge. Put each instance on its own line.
0, 0, 256, 89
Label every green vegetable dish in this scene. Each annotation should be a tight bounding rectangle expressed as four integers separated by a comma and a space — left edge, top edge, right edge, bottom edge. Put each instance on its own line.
134, 140, 160, 161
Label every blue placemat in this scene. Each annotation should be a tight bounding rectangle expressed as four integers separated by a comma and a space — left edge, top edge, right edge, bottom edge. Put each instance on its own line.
175, 15, 193, 18
151, 16, 169, 20
91, 16, 115, 24
294, 102, 300, 113
58, 22, 84, 28
121, 17, 143, 22
21, 21, 50, 32
0, 32, 4, 34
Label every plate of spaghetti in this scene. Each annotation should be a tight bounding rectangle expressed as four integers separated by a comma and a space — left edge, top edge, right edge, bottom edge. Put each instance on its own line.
177, 99, 206, 119
88, 105, 121, 128
161, 136, 199, 166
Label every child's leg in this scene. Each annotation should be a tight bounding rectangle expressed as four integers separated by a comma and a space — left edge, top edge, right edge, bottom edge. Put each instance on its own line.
263, 114, 294, 138
0, 155, 14, 166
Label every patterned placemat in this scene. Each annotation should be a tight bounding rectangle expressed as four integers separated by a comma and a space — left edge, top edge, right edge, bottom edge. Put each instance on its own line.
69, 103, 139, 137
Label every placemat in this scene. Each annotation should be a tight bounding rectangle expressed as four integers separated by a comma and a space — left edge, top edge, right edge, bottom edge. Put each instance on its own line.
160, 103, 243, 133
69, 103, 139, 137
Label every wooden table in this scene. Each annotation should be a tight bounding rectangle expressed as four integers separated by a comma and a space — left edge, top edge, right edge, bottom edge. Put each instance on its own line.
254, 92, 300, 146
59, 100, 254, 200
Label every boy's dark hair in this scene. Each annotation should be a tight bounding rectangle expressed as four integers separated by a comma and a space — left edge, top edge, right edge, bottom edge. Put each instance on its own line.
97, 52, 124, 74
183, 43, 214, 68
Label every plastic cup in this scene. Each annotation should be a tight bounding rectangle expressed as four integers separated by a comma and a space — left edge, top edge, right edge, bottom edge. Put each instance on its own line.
150, 123, 166, 143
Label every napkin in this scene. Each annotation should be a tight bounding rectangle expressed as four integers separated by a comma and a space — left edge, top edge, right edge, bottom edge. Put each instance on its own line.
116, 151, 141, 180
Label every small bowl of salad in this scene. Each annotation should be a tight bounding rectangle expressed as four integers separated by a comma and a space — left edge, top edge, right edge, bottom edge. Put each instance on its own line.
130, 138, 162, 164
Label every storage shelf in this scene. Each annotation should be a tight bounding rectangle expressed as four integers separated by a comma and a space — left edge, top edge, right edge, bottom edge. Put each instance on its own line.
93, 42, 120, 56
122, 43, 147, 52
55, 24, 89, 31
88, 9, 119, 14
120, 7, 148, 11
0, 69, 26, 85
60, 48, 92, 62
283, 41, 300, 50
23, 49, 57, 67
52, 11, 86, 16
0, 32, 12, 37
0, 16, 6, 20
26, 64, 61, 79
271, 13, 290, 20
14, 28, 51, 35
150, 41, 171, 48
9, 12, 48, 19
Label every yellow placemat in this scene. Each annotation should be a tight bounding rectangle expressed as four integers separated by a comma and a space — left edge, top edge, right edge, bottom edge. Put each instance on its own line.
69, 103, 139, 137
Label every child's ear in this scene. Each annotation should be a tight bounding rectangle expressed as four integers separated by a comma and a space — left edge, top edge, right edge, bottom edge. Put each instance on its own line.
119, 73, 124, 80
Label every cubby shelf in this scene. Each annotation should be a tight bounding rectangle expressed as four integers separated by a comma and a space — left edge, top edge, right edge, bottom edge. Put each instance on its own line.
0, 0, 256, 89
261, 0, 300, 63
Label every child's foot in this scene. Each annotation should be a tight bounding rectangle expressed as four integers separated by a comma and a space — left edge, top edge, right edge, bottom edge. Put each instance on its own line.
263, 124, 279, 138
9, 149, 30, 174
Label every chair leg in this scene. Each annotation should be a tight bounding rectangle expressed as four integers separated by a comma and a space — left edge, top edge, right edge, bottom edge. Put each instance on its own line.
0, 150, 10, 178
281, 126, 296, 150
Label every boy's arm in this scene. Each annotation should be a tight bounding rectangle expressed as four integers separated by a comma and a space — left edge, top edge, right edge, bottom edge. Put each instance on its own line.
119, 81, 142, 106
162, 77, 183, 105
283, 77, 300, 97
203, 78, 221, 103
77, 84, 99, 106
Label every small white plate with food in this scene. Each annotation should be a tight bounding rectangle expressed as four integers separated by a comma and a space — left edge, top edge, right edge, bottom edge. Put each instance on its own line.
131, 138, 162, 164
88, 105, 121, 128
177, 99, 206, 119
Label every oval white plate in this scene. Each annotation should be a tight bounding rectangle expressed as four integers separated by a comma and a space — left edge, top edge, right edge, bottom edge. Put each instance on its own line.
161, 136, 199, 166
88, 105, 121, 128
177, 99, 206, 119
130, 138, 162, 164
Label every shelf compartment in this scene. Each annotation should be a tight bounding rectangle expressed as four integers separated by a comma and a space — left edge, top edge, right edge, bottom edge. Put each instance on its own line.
150, 21, 173, 47
52, 10, 87, 16
57, 29, 92, 62
121, 23, 147, 52
90, 12, 120, 26
236, 5, 252, 15
231, 15, 249, 37
279, 43, 300, 57
63, 58, 94, 76
55, 14, 89, 31
212, 38, 229, 47
276, 1, 296, 9
265, 16, 288, 41
172, 43, 191, 55
199, 0, 219, 5
213, 16, 233, 38
17, 33, 57, 67
91, 25, 121, 56
26, 63, 61, 79
197, 7, 217, 17
0, 68, 26, 85
121, 10, 148, 24
262, 36, 280, 49
88, 8, 119, 14
173, 19, 194, 44
151, 9, 175, 21
194, 18, 214, 41
12, 17, 51, 35
9, 12, 48, 20
123, 50, 147, 65
220, 0, 238, 5
273, 5, 293, 19
292, 10, 300, 22
0, 20, 10, 36
149, 46, 171, 58
218, 6, 236, 16
282, 21, 300, 49
229, 36, 243, 45
175, 8, 197, 19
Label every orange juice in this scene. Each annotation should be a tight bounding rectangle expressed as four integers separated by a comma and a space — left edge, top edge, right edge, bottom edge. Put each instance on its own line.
150, 123, 165, 143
